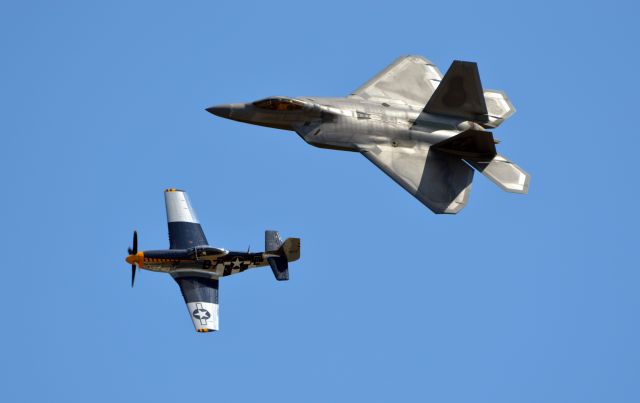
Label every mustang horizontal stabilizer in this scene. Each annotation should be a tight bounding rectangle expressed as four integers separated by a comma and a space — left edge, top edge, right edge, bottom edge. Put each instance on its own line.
165, 189, 208, 249
361, 145, 474, 214
422, 61, 488, 122
268, 257, 288, 281
467, 154, 530, 194
432, 129, 497, 161
173, 275, 219, 332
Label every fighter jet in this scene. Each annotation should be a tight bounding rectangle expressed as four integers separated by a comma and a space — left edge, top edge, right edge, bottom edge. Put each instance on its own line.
207, 55, 529, 214
125, 189, 301, 332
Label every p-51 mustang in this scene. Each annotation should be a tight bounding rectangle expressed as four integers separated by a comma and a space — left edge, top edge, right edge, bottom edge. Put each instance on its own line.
207, 55, 530, 214
125, 189, 301, 332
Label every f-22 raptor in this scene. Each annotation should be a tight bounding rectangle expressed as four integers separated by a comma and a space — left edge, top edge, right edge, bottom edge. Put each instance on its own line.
125, 189, 300, 332
207, 55, 529, 214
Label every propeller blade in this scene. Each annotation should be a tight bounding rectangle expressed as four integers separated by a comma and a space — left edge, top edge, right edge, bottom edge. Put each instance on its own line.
131, 265, 136, 288
133, 231, 138, 254
127, 247, 133, 255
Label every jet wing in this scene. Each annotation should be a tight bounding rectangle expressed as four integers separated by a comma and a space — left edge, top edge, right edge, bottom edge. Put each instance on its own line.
173, 274, 219, 332
360, 144, 474, 214
349, 55, 442, 108
164, 189, 209, 249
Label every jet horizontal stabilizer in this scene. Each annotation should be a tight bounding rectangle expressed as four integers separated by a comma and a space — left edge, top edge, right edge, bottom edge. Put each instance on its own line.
466, 154, 530, 194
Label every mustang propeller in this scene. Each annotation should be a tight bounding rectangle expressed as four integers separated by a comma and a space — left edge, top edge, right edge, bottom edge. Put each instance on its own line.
126, 230, 141, 288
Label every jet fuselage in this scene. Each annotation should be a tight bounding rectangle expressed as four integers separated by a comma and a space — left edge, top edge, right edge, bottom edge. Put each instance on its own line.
208, 96, 469, 153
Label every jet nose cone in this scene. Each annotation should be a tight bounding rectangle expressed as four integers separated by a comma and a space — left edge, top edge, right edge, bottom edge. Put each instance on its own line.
206, 105, 231, 118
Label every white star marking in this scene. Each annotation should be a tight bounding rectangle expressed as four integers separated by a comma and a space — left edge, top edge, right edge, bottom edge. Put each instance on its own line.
194, 309, 209, 319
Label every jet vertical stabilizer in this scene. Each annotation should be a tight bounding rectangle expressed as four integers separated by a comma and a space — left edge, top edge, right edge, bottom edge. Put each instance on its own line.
432, 131, 529, 194
422, 61, 488, 122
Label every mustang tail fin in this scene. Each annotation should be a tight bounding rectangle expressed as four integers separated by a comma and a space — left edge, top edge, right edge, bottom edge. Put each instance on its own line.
265, 231, 300, 281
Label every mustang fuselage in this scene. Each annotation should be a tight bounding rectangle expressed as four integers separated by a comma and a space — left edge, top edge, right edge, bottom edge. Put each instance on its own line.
126, 247, 277, 277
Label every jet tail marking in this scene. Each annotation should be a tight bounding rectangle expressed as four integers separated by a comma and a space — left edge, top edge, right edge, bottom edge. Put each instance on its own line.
422, 61, 488, 122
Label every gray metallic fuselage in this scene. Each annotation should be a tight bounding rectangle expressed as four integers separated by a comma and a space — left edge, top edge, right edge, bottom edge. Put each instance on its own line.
208, 97, 468, 153
206, 56, 529, 214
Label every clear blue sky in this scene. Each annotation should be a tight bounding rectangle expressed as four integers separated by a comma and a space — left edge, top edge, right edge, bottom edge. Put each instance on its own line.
1, 1, 638, 402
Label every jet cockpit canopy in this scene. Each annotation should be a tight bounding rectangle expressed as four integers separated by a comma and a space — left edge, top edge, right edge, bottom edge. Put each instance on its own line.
252, 97, 306, 111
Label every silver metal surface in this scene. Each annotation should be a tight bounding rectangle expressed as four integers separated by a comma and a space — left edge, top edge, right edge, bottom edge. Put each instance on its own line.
208, 55, 530, 213
165, 190, 199, 223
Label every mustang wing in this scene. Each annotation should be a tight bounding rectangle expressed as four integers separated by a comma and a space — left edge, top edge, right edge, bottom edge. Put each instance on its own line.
349, 55, 442, 108
173, 274, 219, 332
360, 144, 474, 214
164, 189, 209, 249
